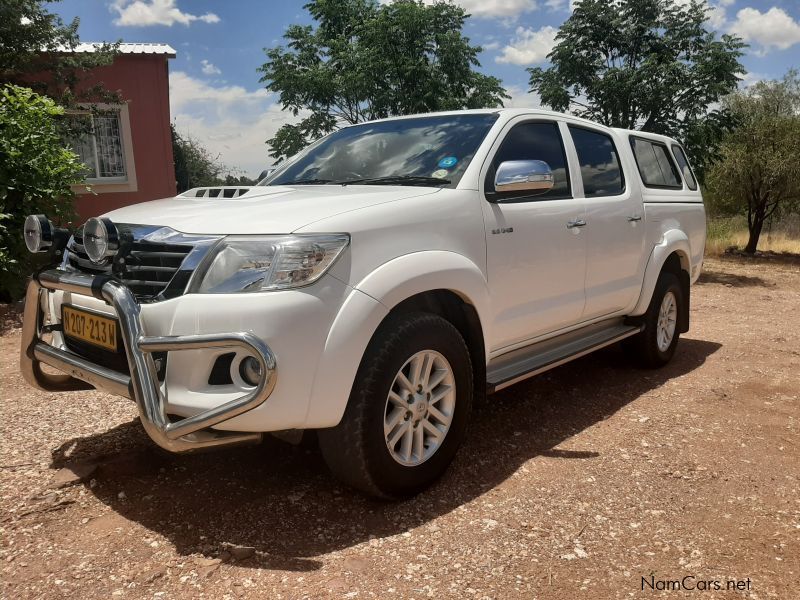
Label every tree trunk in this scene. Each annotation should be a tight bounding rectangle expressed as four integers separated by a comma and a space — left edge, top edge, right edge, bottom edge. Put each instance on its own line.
745, 212, 765, 254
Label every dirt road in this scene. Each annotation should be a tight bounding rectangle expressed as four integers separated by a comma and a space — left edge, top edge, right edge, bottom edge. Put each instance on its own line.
2, 256, 799, 599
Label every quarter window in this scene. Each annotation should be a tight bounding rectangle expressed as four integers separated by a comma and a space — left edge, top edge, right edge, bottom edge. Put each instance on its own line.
486, 121, 571, 201
568, 126, 624, 197
630, 137, 682, 189
671, 145, 697, 190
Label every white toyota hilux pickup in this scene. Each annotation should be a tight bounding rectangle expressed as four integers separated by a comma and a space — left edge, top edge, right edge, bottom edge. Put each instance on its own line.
20, 109, 705, 498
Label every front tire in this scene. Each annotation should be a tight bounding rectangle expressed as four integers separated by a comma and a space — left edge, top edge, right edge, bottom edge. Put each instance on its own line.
318, 312, 473, 498
624, 271, 683, 368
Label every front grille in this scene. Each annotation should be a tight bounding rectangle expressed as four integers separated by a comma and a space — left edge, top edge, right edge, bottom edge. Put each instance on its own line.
65, 225, 197, 302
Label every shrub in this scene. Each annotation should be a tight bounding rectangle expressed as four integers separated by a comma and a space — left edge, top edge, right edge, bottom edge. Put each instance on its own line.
0, 84, 85, 300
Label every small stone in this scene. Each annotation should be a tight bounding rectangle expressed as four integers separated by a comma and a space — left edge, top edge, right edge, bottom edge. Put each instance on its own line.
194, 557, 222, 568
197, 563, 221, 578
140, 568, 165, 584
117, 491, 127, 500
52, 463, 97, 488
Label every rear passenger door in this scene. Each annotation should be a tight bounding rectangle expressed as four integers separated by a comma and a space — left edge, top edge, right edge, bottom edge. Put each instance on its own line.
567, 125, 646, 319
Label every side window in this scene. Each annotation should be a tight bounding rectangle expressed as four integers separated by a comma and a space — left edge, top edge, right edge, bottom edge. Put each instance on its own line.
671, 145, 697, 190
68, 109, 128, 181
630, 137, 682, 189
652, 144, 681, 187
486, 121, 570, 201
568, 126, 624, 197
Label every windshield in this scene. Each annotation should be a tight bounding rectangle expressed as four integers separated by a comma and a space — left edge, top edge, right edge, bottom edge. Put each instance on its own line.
263, 113, 499, 188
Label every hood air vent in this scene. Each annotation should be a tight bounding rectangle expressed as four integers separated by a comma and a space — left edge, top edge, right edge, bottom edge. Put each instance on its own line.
185, 187, 252, 199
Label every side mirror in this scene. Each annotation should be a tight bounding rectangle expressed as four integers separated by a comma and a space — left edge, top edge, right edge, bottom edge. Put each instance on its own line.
494, 160, 554, 195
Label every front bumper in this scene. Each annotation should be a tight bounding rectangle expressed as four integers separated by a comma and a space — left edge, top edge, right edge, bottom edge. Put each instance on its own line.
20, 268, 277, 452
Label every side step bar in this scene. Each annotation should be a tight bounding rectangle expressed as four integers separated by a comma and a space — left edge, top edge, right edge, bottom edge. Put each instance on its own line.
487, 321, 642, 393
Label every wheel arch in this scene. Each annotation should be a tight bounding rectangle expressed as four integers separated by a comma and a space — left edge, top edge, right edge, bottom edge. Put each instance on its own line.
379, 289, 487, 406
629, 231, 692, 332
306, 251, 491, 428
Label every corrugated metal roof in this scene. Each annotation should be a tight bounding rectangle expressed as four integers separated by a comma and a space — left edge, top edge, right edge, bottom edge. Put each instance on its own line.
69, 42, 176, 58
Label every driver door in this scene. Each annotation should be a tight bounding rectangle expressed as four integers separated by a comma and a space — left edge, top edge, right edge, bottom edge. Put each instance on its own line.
481, 119, 587, 353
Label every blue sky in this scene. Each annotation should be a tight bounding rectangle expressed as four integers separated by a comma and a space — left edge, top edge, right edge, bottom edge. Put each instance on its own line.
54, 0, 800, 177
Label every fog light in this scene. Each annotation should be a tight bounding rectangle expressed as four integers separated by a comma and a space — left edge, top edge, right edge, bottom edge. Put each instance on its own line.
239, 356, 262, 386
84, 217, 120, 264
23, 214, 53, 253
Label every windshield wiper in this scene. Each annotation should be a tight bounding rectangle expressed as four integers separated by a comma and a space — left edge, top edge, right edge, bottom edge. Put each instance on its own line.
278, 178, 333, 185
336, 175, 451, 186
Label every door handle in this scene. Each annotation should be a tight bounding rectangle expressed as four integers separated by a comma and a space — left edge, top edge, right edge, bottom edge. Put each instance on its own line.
627, 215, 642, 222
566, 219, 587, 229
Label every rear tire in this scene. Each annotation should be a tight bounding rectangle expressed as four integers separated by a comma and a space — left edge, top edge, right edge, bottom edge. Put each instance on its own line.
318, 312, 473, 498
624, 271, 683, 368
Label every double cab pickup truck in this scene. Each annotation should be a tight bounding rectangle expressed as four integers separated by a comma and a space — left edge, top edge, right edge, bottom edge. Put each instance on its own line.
20, 109, 705, 498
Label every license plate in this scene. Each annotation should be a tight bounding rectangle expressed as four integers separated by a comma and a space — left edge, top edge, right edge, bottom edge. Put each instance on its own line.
62, 305, 119, 351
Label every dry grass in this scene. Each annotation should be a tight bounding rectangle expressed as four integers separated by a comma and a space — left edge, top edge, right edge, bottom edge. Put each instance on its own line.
705, 214, 800, 256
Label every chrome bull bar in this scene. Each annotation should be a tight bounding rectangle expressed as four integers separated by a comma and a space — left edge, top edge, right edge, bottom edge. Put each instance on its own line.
20, 269, 277, 452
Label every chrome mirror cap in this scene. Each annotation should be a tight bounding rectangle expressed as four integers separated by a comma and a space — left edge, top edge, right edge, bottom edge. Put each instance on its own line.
494, 160, 554, 194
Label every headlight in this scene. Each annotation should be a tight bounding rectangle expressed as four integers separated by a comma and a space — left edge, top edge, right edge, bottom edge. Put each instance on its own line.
191, 234, 350, 294
23, 214, 53, 253
83, 217, 120, 264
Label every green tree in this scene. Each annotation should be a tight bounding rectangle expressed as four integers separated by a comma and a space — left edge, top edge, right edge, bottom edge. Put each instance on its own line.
171, 125, 227, 192
258, 0, 508, 160
528, 0, 745, 177
706, 72, 800, 254
0, 85, 85, 300
223, 174, 256, 186
1, 0, 119, 105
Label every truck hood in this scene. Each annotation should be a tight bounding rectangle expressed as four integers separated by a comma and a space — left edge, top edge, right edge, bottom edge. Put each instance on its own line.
102, 185, 441, 234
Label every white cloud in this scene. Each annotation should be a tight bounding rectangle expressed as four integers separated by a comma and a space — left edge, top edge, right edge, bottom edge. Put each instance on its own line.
705, 3, 728, 30
738, 71, 766, 89
380, 0, 538, 19
502, 85, 544, 109
200, 59, 221, 76
455, 0, 538, 18
169, 72, 299, 176
496, 26, 558, 65
729, 7, 800, 53
111, 0, 220, 27
544, 0, 569, 10
20, 15, 32, 25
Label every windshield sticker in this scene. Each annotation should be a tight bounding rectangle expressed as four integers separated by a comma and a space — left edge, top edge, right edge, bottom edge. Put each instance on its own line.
431, 169, 450, 179
438, 156, 458, 169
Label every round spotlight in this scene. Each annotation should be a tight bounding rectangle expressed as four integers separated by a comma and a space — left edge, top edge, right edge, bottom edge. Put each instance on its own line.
239, 356, 263, 386
83, 217, 120, 264
23, 214, 53, 253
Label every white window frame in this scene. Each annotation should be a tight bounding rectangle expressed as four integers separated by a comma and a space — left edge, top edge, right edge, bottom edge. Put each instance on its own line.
70, 103, 138, 194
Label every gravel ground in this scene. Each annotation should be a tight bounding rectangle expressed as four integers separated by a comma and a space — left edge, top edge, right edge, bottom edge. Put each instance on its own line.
1, 256, 799, 600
